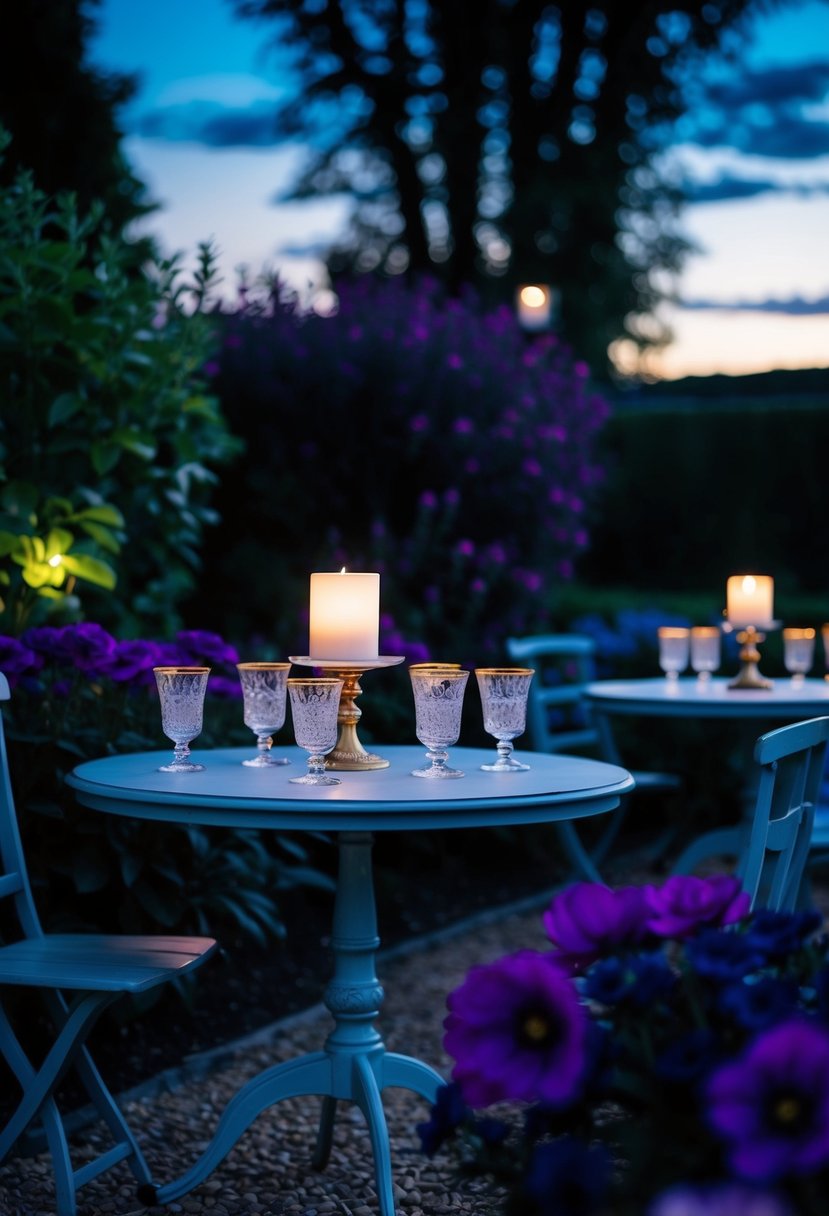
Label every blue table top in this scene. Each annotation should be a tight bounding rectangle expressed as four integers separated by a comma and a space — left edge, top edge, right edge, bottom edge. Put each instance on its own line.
584, 677, 829, 720
67, 745, 634, 831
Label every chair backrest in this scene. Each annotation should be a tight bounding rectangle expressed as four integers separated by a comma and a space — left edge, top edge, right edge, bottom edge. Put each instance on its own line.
505, 634, 599, 754
739, 715, 829, 912
0, 672, 42, 941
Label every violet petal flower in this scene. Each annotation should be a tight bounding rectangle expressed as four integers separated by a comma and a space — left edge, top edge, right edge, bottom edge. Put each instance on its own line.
443, 949, 587, 1109
649, 1182, 794, 1216
707, 1019, 829, 1182
542, 882, 650, 972
646, 874, 750, 939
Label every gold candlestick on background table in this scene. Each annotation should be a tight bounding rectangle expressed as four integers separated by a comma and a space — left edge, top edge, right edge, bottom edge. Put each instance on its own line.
288, 656, 405, 769
728, 626, 774, 690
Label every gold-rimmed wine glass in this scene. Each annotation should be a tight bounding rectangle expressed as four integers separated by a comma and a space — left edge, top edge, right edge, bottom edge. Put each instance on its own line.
154, 666, 211, 772
475, 667, 535, 772
237, 662, 291, 766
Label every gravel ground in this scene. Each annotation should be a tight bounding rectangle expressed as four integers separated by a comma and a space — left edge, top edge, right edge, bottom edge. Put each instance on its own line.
0, 901, 550, 1216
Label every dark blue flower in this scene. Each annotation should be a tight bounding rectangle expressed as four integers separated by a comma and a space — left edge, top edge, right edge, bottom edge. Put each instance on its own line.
685, 929, 766, 982
657, 1029, 719, 1085
471, 1115, 509, 1147
583, 952, 675, 1007
815, 965, 829, 1020
720, 977, 800, 1032
744, 909, 822, 960
416, 1082, 469, 1157
523, 1135, 610, 1216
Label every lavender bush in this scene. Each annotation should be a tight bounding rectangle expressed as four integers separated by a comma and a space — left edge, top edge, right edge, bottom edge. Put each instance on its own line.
200, 275, 610, 660
419, 877, 829, 1216
1, 624, 332, 944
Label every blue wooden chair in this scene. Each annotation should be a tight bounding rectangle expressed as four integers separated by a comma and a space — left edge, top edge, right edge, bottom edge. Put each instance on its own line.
0, 672, 218, 1215
738, 715, 829, 912
506, 634, 681, 882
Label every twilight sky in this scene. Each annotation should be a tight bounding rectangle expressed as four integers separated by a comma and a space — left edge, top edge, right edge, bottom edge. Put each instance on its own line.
88, 0, 829, 380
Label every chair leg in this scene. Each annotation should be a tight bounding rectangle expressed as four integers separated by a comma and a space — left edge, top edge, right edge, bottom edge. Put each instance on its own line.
554, 821, 604, 884
0, 991, 148, 1216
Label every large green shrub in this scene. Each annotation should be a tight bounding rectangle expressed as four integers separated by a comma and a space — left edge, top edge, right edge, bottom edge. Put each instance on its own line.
0, 155, 241, 636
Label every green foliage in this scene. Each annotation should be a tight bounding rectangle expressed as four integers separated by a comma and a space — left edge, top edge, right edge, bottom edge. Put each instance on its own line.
0, 164, 241, 635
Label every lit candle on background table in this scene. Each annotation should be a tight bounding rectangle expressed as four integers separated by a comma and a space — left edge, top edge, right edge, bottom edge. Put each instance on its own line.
726, 574, 774, 629
309, 570, 380, 660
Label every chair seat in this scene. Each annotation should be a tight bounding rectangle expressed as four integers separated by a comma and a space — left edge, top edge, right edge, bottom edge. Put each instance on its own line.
0, 934, 217, 993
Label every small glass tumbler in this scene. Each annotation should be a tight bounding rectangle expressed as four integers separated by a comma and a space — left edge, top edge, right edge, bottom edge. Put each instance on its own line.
409, 667, 470, 778
154, 666, 211, 772
657, 627, 690, 680
237, 662, 292, 766
288, 678, 344, 786
690, 627, 721, 683
475, 667, 535, 772
783, 628, 815, 685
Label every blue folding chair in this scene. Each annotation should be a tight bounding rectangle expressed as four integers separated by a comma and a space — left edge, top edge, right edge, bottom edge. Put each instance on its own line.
0, 672, 218, 1215
739, 715, 829, 912
506, 634, 680, 882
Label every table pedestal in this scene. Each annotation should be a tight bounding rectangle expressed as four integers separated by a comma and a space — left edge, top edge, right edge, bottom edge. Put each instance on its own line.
142, 832, 443, 1215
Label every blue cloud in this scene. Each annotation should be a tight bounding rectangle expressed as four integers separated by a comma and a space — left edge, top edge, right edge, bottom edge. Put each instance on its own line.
137, 102, 279, 146
684, 175, 829, 203
680, 294, 829, 315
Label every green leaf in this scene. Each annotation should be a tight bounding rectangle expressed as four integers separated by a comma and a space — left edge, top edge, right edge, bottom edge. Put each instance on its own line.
45, 528, 73, 559
77, 520, 120, 553
1, 480, 38, 519
0, 531, 19, 557
60, 552, 117, 589
112, 427, 158, 461
71, 504, 125, 528
48, 392, 82, 426
90, 441, 121, 476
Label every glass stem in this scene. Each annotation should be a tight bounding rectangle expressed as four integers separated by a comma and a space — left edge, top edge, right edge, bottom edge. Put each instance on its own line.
308, 753, 327, 778
496, 739, 514, 765
173, 741, 191, 765
426, 748, 448, 773
257, 732, 273, 756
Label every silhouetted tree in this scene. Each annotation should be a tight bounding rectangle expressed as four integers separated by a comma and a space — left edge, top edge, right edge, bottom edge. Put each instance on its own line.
0, 0, 151, 232
233, 0, 757, 371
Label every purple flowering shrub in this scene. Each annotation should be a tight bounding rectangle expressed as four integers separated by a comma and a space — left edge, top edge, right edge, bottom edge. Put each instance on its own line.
1, 625, 332, 946
419, 877, 829, 1216
199, 275, 610, 662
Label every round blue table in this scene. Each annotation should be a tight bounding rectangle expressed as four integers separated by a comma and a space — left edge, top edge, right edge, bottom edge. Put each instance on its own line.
583, 677, 829, 872
68, 744, 633, 1215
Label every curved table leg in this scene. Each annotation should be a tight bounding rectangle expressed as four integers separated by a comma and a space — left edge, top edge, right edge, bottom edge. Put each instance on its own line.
149, 832, 446, 1213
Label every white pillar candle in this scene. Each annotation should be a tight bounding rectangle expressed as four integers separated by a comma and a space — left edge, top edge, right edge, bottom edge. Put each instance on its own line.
309, 571, 380, 660
726, 574, 774, 629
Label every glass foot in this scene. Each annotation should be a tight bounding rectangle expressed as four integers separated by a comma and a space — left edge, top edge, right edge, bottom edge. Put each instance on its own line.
159, 761, 204, 773
289, 773, 341, 786
242, 754, 290, 767
411, 765, 465, 778
480, 757, 530, 772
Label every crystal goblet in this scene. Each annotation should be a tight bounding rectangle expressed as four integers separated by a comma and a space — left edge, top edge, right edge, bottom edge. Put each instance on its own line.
783, 628, 815, 686
475, 667, 535, 772
657, 627, 690, 680
237, 662, 292, 766
154, 666, 211, 772
288, 678, 344, 786
690, 627, 721, 684
409, 667, 469, 778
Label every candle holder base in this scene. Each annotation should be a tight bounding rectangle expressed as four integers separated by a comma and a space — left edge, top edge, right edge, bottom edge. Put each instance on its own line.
727, 627, 774, 691
288, 657, 405, 770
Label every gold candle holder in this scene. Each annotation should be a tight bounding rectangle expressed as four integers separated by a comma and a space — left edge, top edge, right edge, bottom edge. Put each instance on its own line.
288, 656, 404, 770
728, 625, 774, 691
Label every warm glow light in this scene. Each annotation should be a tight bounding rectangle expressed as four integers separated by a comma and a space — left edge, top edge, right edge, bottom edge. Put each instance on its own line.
520, 285, 547, 309
726, 574, 774, 628
48, 555, 62, 567
309, 572, 380, 660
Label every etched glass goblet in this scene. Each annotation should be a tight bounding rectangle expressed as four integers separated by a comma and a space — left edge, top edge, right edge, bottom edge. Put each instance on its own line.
409, 667, 469, 778
690, 627, 721, 684
657, 627, 690, 680
154, 666, 211, 772
475, 667, 535, 772
288, 678, 344, 786
783, 628, 815, 686
237, 662, 291, 766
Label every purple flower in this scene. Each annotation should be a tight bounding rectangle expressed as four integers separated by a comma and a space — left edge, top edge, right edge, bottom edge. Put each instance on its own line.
0, 636, 38, 676
542, 882, 650, 973
707, 1019, 829, 1182
99, 639, 161, 683
175, 630, 239, 668
649, 1183, 794, 1216
523, 1136, 610, 1216
443, 950, 587, 1108
645, 875, 750, 939
207, 675, 243, 699
20, 626, 73, 661
61, 623, 117, 673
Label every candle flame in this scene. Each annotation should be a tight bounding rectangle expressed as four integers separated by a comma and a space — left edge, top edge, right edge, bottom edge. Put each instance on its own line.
742, 575, 757, 595
340, 566, 347, 575
520, 285, 547, 309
